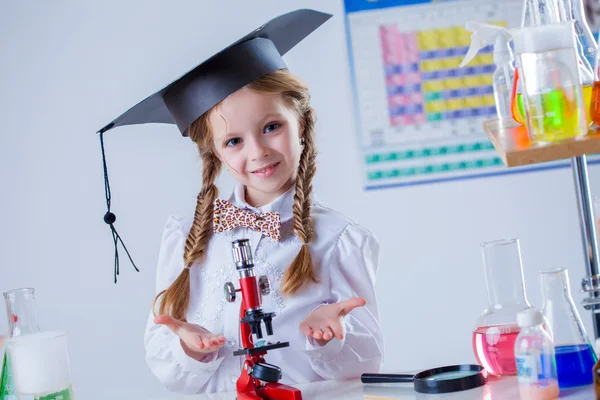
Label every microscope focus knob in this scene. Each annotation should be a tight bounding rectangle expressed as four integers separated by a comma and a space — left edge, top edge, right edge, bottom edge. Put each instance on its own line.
224, 282, 237, 303
258, 275, 271, 296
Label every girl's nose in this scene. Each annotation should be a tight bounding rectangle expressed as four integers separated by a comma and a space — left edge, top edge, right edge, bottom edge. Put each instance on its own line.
249, 138, 270, 161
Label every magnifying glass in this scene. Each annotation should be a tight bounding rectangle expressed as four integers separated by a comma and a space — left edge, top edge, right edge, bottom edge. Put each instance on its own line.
361, 364, 487, 394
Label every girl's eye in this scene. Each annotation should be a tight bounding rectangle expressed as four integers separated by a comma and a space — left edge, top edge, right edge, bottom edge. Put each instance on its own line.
264, 122, 280, 133
225, 138, 242, 147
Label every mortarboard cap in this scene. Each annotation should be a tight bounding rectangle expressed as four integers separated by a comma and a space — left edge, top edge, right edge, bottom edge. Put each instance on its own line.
96, 9, 333, 282
98, 9, 332, 137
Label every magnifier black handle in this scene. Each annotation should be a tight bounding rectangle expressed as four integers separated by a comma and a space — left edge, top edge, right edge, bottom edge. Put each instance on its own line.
361, 373, 415, 383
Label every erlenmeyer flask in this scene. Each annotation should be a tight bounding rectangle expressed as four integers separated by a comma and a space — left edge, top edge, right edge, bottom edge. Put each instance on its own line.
0, 288, 41, 399
555, 0, 597, 76
520, 0, 560, 27
473, 239, 534, 376
541, 268, 597, 388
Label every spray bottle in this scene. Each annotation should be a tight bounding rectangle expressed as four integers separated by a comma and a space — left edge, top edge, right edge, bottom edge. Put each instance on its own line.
459, 22, 514, 121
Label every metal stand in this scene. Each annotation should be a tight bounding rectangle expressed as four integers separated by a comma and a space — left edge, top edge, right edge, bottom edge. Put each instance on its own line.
572, 155, 600, 338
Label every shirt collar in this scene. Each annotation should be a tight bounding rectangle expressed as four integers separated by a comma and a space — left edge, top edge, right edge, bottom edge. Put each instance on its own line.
227, 182, 295, 223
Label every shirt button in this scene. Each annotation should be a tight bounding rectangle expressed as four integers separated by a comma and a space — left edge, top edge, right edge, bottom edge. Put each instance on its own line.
227, 338, 236, 347
231, 375, 238, 383
312, 352, 322, 359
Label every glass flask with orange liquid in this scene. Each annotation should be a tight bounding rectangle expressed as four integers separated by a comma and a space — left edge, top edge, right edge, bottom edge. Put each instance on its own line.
589, 43, 600, 126
473, 239, 535, 376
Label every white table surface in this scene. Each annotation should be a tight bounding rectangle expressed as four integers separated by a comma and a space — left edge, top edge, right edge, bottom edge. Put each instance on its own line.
152, 376, 596, 399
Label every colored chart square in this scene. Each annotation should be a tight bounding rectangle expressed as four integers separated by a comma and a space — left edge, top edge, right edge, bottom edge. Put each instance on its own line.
410, 92, 424, 104
441, 57, 461, 69
463, 66, 477, 76
388, 94, 409, 106
424, 92, 441, 102
431, 164, 446, 173
422, 71, 440, 80
466, 142, 483, 151
405, 71, 421, 85
404, 33, 419, 48
445, 69, 459, 78
366, 154, 380, 163
425, 101, 444, 113
417, 31, 439, 50
477, 53, 494, 65
439, 28, 457, 47
390, 115, 414, 126
420, 50, 437, 60
481, 94, 496, 106
465, 96, 484, 108
446, 98, 464, 110
480, 75, 494, 86
413, 114, 426, 124
405, 52, 420, 64
482, 65, 495, 74
411, 104, 424, 113
480, 86, 494, 95
389, 105, 406, 116
368, 171, 383, 180
463, 76, 480, 87
384, 65, 402, 76
443, 78, 462, 90
386, 74, 406, 86
430, 60, 444, 71
427, 112, 443, 122
386, 85, 403, 95
385, 169, 400, 178
436, 70, 451, 80
456, 28, 471, 46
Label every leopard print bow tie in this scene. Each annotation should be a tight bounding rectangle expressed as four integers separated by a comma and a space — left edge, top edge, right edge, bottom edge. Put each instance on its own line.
213, 199, 281, 242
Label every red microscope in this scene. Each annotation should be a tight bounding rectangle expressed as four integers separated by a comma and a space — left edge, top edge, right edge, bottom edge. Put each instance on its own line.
224, 239, 302, 400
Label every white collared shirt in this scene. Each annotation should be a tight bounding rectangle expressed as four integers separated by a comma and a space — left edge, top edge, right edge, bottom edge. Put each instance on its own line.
144, 184, 384, 394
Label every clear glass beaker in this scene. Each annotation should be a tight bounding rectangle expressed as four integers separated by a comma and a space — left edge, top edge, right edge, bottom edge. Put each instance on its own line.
6, 331, 74, 400
472, 239, 534, 376
515, 23, 588, 143
541, 268, 597, 388
1, 288, 42, 398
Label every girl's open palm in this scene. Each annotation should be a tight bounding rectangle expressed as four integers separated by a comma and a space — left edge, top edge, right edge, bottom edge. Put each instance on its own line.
155, 315, 226, 360
299, 297, 366, 346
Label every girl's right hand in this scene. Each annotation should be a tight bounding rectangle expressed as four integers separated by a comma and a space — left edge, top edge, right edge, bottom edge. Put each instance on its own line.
154, 315, 226, 360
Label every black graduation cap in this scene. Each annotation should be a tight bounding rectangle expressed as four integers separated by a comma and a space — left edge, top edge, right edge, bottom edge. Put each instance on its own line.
96, 9, 332, 282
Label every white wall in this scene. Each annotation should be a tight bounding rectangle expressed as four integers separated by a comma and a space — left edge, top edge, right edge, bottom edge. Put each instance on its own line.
1, 0, 599, 399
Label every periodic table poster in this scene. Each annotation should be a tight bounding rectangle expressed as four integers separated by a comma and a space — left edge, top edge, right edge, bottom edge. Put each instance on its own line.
343, 0, 545, 190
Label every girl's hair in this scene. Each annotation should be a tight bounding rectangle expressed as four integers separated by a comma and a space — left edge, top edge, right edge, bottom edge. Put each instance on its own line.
153, 69, 319, 320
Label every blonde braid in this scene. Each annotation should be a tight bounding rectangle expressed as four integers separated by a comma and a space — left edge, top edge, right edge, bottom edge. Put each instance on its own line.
153, 117, 221, 321
280, 107, 319, 295
184, 151, 221, 267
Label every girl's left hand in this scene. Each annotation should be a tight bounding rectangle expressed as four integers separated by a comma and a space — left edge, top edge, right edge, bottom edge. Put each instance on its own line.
299, 297, 366, 346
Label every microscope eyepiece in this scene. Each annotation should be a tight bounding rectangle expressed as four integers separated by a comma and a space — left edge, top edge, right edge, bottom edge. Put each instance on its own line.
231, 239, 254, 269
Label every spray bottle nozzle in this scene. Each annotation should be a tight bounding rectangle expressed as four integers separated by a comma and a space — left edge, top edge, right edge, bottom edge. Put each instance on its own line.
459, 22, 513, 68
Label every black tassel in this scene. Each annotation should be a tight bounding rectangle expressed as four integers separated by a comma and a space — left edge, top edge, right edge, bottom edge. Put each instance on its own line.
100, 130, 139, 282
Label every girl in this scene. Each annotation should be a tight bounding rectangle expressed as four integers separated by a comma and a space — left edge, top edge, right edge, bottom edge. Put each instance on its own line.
98, 9, 383, 395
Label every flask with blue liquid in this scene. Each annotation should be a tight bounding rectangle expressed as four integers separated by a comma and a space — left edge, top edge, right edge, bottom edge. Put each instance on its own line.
541, 268, 598, 389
